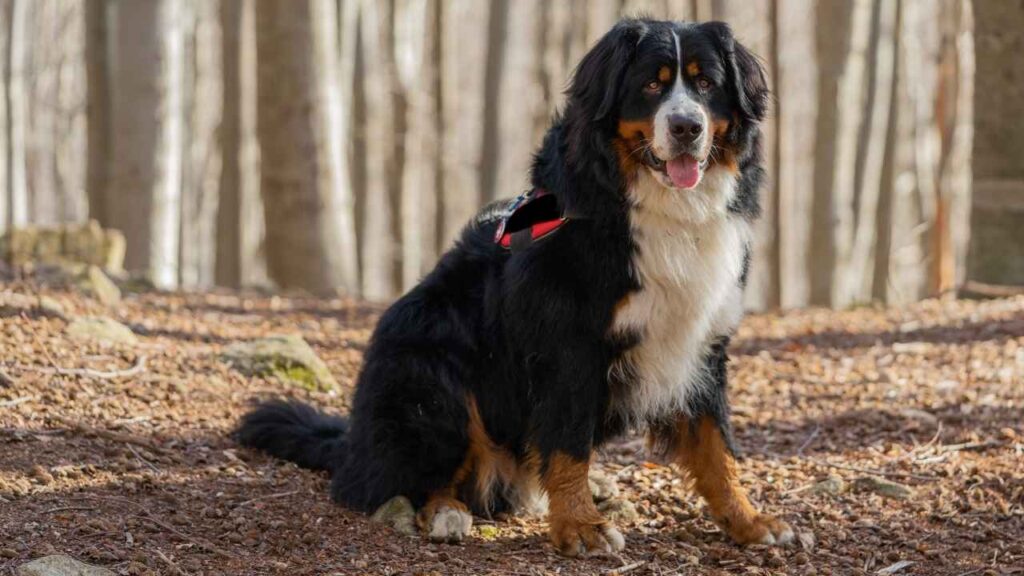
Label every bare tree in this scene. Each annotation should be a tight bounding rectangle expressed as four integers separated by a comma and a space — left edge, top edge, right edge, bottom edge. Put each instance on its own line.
254, 0, 357, 294
107, 0, 185, 287
85, 0, 111, 228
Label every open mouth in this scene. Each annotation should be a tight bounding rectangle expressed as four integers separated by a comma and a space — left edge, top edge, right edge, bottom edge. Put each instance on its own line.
642, 149, 708, 189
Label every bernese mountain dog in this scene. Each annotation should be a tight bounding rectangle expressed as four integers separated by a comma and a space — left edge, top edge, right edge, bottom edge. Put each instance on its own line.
237, 17, 793, 556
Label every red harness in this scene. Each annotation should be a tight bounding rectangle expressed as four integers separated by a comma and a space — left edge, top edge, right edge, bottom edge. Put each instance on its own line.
493, 189, 569, 251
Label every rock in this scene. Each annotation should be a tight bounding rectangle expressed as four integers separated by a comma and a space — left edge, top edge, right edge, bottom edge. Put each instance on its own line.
0, 220, 125, 273
222, 334, 338, 391
80, 266, 121, 307
808, 474, 847, 496
598, 498, 639, 525
370, 496, 417, 536
898, 408, 938, 425
0, 292, 67, 320
588, 470, 620, 502
16, 555, 115, 576
65, 317, 137, 346
852, 476, 915, 500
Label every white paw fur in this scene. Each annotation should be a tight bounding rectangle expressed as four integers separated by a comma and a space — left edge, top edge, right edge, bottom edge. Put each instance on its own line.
428, 505, 473, 543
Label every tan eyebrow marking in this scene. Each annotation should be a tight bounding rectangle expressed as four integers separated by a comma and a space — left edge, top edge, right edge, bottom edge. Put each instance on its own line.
686, 61, 701, 77
658, 66, 672, 83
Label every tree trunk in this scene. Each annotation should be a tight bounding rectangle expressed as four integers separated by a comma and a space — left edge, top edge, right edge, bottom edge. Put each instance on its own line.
810, 0, 872, 307
394, 0, 440, 290
85, 0, 111, 228
254, 0, 356, 294
968, 0, 1023, 286
0, 0, 10, 235
108, 0, 184, 288
774, 0, 817, 308
179, 0, 222, 288
6, 0, 28, 229
216, 0, 243, 288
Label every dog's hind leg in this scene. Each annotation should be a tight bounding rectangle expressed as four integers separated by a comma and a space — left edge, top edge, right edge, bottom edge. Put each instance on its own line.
417, 490, 474, 543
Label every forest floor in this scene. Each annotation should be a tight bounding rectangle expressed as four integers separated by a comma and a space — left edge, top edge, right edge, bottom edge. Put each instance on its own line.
1, 276, 1022, 576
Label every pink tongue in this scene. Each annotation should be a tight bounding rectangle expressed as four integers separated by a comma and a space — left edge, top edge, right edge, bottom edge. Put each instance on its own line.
666, 155, 701, 189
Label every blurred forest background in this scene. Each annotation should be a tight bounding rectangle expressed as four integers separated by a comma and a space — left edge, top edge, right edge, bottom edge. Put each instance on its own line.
0, 0, 1014, 309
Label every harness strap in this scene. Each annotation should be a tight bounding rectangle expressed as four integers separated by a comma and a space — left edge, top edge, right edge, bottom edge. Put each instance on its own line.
495, 188, 572, 252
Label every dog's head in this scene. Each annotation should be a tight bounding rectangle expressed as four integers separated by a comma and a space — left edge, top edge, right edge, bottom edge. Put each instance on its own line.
569, 19, 768, 190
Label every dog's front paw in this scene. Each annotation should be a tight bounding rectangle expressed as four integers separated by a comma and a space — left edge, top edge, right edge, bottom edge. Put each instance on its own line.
549, 519, 625, 557
722, 513, 793, 546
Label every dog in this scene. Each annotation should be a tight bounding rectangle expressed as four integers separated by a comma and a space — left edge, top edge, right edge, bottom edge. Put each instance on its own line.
237, 18, 793, 557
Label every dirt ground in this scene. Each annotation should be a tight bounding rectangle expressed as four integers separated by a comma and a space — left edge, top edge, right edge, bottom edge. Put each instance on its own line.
1, 277, 1022, 576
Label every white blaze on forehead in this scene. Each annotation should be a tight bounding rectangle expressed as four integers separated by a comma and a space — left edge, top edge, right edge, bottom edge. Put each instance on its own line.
652, 30, 708, 159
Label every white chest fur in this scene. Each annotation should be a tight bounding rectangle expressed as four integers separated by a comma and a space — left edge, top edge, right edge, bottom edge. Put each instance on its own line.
611, 168, 750, 425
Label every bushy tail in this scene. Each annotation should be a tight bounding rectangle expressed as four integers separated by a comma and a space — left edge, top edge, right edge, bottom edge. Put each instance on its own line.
235, 400, 348, 473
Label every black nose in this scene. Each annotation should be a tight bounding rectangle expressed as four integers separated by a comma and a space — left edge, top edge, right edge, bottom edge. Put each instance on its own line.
668, 113, 704, 143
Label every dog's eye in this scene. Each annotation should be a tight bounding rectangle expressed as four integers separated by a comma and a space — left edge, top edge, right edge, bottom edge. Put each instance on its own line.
644, 80, 662, 93
696, 76, 713, 91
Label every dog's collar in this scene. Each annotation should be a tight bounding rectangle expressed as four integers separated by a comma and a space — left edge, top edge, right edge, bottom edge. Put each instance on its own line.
494, 188, 580, 251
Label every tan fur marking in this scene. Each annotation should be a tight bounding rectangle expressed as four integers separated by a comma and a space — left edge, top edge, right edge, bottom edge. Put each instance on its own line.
615, 118, 655, 179
617, 118, 654, 141
686, 61, 701, 77
465, 395, 517, 507
541, 452, 613, 556
669, 418, 789, 544
658, 65, 672, 83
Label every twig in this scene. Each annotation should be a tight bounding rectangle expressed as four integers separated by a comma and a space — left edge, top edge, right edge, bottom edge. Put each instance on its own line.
137, 514, 236, 560
0, 395, 35, 408
52, 416, 168, 454
937, 440, 1006, 454
154, 549, 188, 576
795, 425, 821, 456
607, 561, 647, 575
127, 444, 162, 474
43, 505, 96, 514
236, 490, 300, 508
13, 355, 148, 380
806, 458, 939, 481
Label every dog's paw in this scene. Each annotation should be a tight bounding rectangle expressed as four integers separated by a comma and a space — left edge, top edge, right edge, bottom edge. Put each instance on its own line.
724, 514, 794, 546
426, 505, 473, 543
549, 520, 625, 557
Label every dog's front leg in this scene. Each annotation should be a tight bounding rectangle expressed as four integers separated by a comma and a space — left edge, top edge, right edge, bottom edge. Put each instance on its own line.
536, 449, 624, 556
656, 338, 793, 545
528, 378, 624, 557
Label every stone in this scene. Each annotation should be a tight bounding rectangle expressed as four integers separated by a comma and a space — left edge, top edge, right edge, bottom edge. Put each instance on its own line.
598, 498, 639, 525
370, 496, 417, 536
16, 555, 115, 576
0, 292, 67, 320
0, 220, 125, 273
852, 476, 915, 500
588, 470, 620, 502
808, 474, 847, 496
65, 317, 138, 347
80, 266, 121, 307
222, 334, 338, 391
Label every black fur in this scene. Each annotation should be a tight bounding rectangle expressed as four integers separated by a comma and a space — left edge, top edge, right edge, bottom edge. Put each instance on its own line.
237, 18, 768, 516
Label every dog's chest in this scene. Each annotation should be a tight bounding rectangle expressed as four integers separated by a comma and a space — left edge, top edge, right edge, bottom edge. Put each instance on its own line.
610, 184, 748, 424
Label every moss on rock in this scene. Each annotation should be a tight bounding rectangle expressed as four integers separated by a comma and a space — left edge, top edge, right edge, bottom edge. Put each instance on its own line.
222, 334, 338, 392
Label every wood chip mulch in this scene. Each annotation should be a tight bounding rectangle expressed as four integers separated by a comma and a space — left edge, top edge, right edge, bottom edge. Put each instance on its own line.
1, 279, 1022, 576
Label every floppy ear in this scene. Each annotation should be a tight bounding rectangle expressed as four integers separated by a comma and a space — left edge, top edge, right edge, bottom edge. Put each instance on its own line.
703, 21, 769, 122
569, 19, 646, 121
